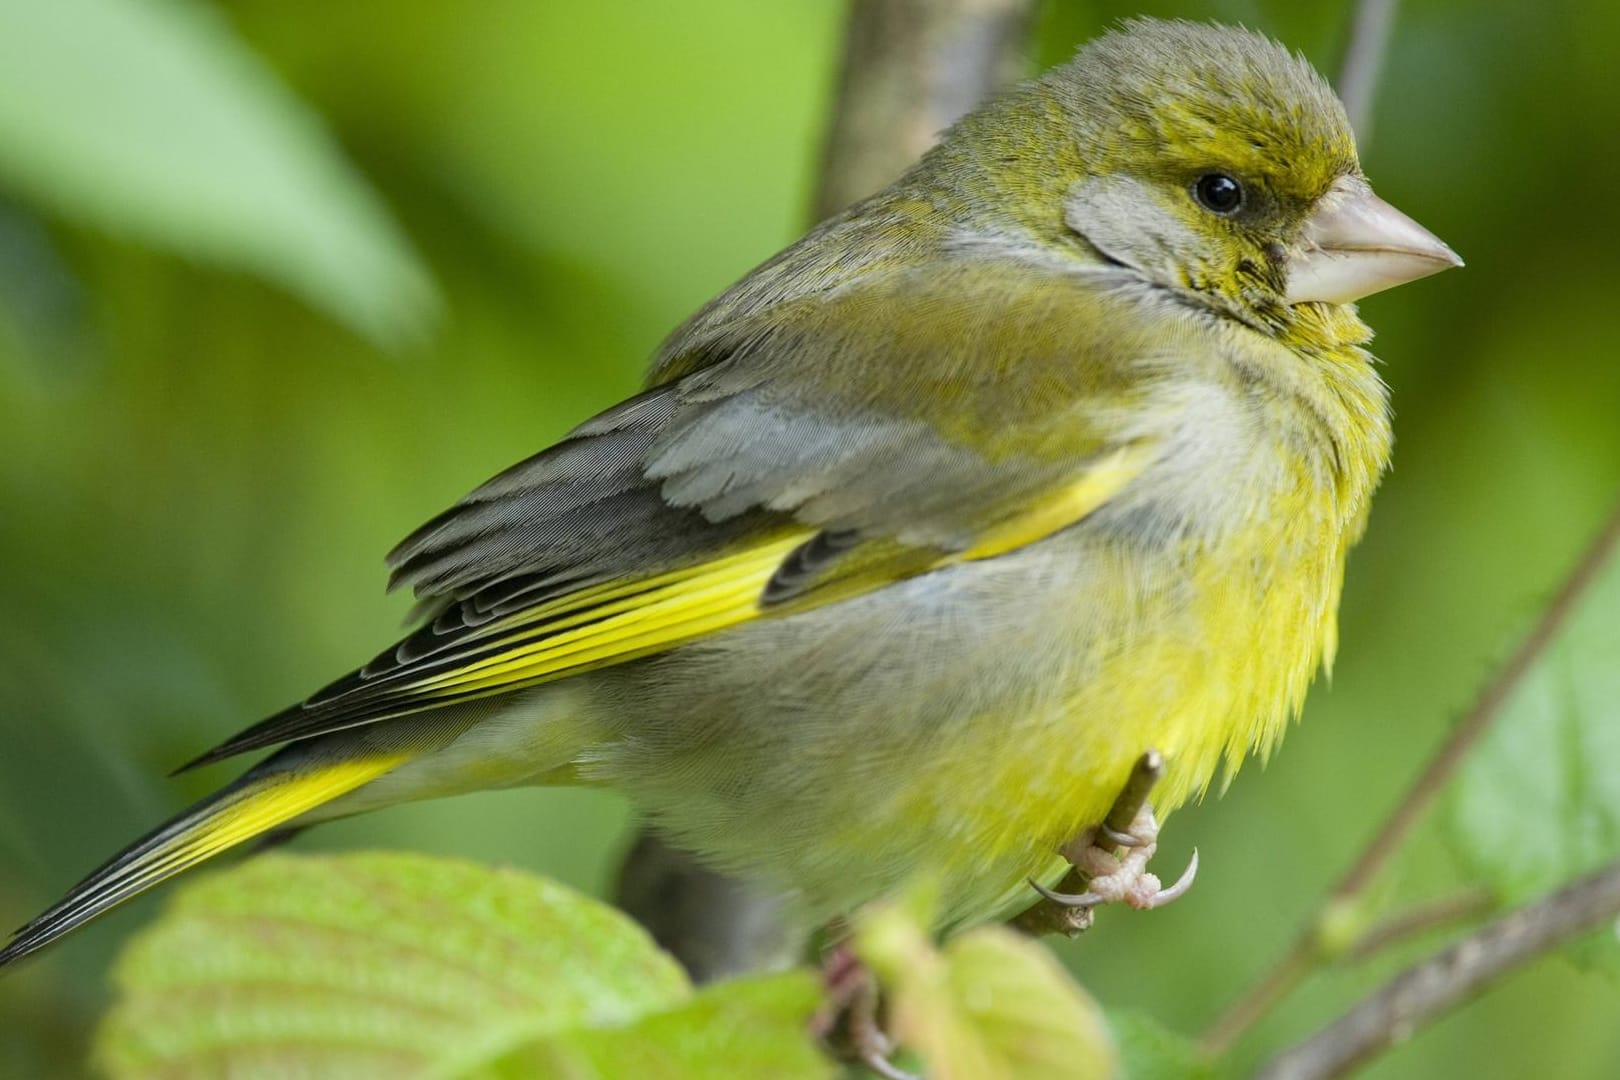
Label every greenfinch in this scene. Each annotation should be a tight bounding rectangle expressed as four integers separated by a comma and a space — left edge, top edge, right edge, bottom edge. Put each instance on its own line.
0, 18, 1459, 967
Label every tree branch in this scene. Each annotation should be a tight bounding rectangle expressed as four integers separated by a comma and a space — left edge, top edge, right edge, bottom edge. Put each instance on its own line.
1203, 492, 1620, 1054
1253, 860, 1620, 1080
613, 0, 1037, 982
814, 0, 1036, 222
1335, 0, 1400, 141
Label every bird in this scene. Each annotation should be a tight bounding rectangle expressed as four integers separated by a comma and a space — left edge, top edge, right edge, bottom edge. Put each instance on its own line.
0, 17, 1459, 970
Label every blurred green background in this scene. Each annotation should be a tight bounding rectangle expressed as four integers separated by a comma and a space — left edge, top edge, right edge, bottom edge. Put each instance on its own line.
1, 0, 1617, 1076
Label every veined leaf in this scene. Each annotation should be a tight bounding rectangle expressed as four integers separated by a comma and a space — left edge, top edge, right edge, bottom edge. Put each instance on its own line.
461, 971, 831, 1080
93, 852, 689, 1079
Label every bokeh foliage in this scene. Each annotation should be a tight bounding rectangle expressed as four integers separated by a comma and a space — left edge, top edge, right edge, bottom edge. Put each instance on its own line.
0, 1, 1617, 1077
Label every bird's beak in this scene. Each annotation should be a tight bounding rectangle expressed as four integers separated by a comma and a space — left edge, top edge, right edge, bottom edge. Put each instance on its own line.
1286, 176, 1462, 305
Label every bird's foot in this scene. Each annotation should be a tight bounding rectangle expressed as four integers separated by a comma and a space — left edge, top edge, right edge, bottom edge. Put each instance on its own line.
1033, 803, 1199, 912
813, 940, 917, 1080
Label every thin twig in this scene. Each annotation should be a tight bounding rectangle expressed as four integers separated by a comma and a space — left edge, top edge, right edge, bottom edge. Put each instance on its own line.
613, 0, 1037, 981
1010, 751, 1164, 937
1342, 889, 1495, 964
1332, 496, 1620, 904
1202, 493, 1620, 1055
1335, 0, 1400, 141
1254, 860, 1620, 1080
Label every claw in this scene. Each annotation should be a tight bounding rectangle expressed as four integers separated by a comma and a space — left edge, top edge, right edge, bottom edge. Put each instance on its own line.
1145, 848, 1199, 910
816, 939, 917, 1080
848, 981, 916, 1080
861, 1050, 921, 1080
1099, 824, 1146, 848
1028, 876, 1105, 908
1033, 795, 1197, 921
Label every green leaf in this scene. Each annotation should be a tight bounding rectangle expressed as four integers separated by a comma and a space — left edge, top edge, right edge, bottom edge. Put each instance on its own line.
92, 851, 690, 1079
1446, 550, 1620, 974
0, 0, 437, 346
1109, 1011, 1220, 1080
858, 901, 1119, 1080
464, 972, 833, 1080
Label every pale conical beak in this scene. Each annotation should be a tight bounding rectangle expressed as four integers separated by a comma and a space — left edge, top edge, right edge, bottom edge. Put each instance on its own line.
1286, 176, 1463, 305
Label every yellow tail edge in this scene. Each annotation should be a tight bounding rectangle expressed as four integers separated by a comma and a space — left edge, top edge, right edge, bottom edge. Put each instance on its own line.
0, 751, 408, 970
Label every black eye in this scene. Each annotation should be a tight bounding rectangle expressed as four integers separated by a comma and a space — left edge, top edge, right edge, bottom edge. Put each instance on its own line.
1194, 173, 1244, 215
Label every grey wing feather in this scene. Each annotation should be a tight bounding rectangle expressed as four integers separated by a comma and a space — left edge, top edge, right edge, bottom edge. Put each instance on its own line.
179, 261, 1128, 771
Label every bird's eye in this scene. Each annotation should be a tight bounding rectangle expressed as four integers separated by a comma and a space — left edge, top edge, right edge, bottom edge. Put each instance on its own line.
1193, 174, 1244, 215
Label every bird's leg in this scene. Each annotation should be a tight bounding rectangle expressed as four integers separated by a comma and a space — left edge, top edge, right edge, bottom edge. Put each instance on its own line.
812, 938, 918, 1080
1033, 802, 1200, 911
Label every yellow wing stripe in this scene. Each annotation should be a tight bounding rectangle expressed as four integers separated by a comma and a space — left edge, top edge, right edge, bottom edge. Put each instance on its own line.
407, 532, 810, 696
962, 444, 1152, 561
444, 585, 777, 695
386, 447, 1150, 705
417, 533, 809, 690
505, 527, 827, 630
480, 544, 773, 636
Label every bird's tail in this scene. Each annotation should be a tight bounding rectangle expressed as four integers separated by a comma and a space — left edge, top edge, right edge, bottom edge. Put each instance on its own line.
0, 745, 412, 969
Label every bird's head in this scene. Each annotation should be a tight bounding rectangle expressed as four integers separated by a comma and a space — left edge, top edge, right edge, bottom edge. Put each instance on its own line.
939, 19, 1461, 332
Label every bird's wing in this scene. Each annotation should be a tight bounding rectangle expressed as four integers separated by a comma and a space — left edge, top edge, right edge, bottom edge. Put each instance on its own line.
180, 259, 1163, 770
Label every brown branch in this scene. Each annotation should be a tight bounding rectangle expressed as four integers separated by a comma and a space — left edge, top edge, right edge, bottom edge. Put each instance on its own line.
611, 831, 796, 983
1335, 0, 1400, 142
1253, 860, 1620, 1080
1010, 751, 1164, 937
1195, 889, 1490, 1048
613, 0, 1036, 982
1202, 492, 1620, 1055
814, 0, 1036, 222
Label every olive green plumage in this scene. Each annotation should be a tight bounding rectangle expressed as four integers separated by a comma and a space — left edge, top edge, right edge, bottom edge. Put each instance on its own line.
1, 19, 1459, 967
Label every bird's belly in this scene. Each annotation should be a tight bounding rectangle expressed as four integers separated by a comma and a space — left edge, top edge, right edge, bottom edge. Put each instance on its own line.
578, 524, 1339, 924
